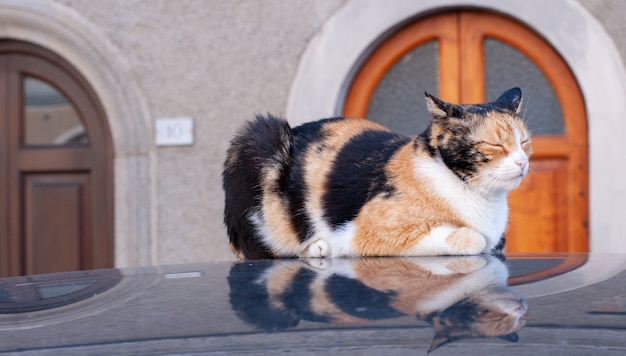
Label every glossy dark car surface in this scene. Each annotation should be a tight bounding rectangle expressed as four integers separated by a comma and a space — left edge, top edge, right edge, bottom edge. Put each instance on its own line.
1, 253, 625, 355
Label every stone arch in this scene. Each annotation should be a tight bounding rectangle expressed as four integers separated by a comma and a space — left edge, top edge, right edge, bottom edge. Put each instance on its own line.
0, 0, 154, 266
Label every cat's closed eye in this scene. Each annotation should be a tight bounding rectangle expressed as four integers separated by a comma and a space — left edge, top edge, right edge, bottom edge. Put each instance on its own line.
520, 139, 532, 153
480, 142, 506, 152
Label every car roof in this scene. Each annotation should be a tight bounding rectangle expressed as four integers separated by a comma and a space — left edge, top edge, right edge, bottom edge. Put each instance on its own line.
1, 253, 625, 355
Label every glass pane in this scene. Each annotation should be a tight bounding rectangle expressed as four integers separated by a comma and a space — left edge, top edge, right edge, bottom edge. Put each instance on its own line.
23, 77, 89, 145
0, 288, 11, 303
484, 38, 564, 135
366, 40, 439, 135
37, 281, 95, 299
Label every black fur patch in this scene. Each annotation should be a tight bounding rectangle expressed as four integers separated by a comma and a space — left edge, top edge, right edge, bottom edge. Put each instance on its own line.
326, 274, 404, 320
222, 115, 292, 259
288, 118, 344, 242
323, 130, 410, 229
427, 91, 516, 120
417, 127, 437, 157
454, 100, 519, 119
280, 268, 331, 323
227, 261, 301, 331
438, 135, 481, 181
493, 235, 506, 252
438, 298, 484, 326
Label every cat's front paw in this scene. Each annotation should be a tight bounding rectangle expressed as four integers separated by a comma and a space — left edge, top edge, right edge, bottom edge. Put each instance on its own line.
445, 256, 487, 273
301, 257, 332, 270
301, 239, 331, 258
447, 227, 487, 255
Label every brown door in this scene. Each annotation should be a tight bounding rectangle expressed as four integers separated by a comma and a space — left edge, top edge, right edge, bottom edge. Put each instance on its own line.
0, 41, 114, 277
344, 11, 588, 253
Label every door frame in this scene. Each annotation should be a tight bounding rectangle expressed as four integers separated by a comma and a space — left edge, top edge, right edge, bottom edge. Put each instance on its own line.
0, 1, 154, 267
342, 11, 588, 252
0, 40, 114, 276
286, 0, 626, 254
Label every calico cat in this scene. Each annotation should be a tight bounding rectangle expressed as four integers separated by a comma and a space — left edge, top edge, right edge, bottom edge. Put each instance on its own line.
228, 255, 529, 352
223, 88, 532, 259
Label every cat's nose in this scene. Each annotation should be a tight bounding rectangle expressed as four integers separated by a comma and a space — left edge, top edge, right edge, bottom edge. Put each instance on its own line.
516, 158, 528, 172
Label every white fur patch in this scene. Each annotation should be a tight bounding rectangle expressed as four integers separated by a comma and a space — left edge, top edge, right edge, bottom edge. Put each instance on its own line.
496, 127, 529, 189
329, 222, 355, 257
298, 219, 354, 257
301, 239, 331, 258
405, 256, 486, 275
317, 222, 356, 257
414, 158, 508, 252
419, 257, 509, 312
249, 210, 299, 256
312, 258, 359, 279
407, 226, 457, 256
248, 210, 271, 248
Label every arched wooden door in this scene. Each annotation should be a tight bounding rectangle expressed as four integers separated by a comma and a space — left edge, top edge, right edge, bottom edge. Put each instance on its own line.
0, 41, 114, 277
344, 11, 588, 253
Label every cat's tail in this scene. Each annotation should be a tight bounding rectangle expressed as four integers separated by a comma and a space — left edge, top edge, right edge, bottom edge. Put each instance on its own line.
222, 114, 293, 259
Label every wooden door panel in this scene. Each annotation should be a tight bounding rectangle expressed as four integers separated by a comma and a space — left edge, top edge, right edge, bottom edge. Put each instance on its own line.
458, 11, 588, 252
0, 41, 113, 277
507, 160, 568, 252
343, 11, 588, 253
24, 174, 91, 275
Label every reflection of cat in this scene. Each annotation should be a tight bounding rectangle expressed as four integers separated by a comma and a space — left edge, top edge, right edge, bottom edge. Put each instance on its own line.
223, 88, 531, 259
228, 255, 528, 352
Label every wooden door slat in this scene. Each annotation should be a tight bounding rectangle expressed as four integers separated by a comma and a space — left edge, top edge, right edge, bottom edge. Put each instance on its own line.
18, 148, 92, 171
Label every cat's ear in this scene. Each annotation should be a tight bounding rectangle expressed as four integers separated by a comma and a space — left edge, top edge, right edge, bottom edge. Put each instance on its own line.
428, 334, 452, 353
425, 92, 464, 120
495, 87, 522, 114
425, 92, 448, 120
429, 332, 520, 353
499, 332, 520, 343
428, 316, 456, 352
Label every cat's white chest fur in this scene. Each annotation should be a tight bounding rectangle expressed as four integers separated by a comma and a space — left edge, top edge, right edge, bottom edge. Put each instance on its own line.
415, 157, 508, 251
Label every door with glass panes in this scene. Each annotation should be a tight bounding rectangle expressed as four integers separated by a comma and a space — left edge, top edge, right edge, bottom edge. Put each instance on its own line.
0, 41, 113, 277
344, 11, 588, 252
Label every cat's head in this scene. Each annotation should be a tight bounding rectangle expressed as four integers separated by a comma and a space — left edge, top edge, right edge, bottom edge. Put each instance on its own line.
424, 88, 532, 193
427, 289, 529, 353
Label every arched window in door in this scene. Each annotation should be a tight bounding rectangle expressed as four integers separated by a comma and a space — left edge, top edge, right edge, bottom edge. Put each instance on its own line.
344, 11, 588, 253
0, 41, 114, 277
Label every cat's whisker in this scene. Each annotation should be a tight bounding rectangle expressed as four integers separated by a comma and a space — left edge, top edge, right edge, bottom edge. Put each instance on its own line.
521, 93, 531, 120
465, 170, 495, 184
466, 171, 490, 181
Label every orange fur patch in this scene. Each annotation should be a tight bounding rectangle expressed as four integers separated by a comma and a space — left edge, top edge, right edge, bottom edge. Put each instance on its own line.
308, 275, 369, 324
264, 262, 304, 309
260, 168, 301, 253
445, 227, 486, 253
351, 143, 465, 256
304, 119, 390, 230
351, 258, 467, 316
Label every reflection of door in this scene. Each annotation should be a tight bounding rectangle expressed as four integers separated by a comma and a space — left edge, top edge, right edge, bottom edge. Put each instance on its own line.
344, 11, 588, 253
0, 41, 114, 277
0, 268, 121, 313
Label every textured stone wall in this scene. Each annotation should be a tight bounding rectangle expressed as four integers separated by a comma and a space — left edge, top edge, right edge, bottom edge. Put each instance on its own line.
55, 0, 347, 263
43, 0, 626, 264
580, 0, 626, 67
